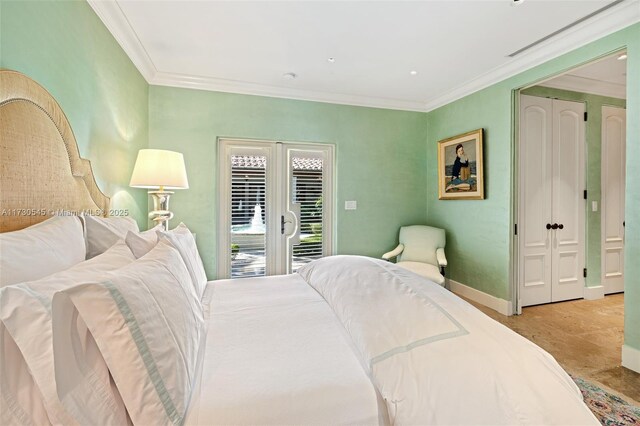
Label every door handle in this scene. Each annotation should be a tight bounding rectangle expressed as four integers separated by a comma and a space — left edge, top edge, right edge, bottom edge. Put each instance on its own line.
558, 224, 564, 230
287, 202, 301, 245
546, 223, 552, 230
551, 223, 559, 230
282, 203, 301, 244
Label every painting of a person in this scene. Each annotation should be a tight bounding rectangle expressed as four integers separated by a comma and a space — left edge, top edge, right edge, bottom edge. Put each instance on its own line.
445, 141, 476, 192
451, 144, 470, 181
438, 128, 483, 199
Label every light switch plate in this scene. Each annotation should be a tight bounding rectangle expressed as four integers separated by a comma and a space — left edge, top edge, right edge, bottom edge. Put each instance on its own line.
345, 200, 357, 210
592, 201, 598, 212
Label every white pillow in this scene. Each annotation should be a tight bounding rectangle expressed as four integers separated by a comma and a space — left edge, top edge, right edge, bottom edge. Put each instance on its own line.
0, 241, 135, 425
157, 223, 207, 299
124, 225, 162, 259
83, 215, 139, 259
0, 216, 85, 287
1, 325, 49, 426
52, 241, 204, 426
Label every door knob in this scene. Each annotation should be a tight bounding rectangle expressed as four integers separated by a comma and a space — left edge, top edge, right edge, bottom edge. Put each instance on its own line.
558, 224, 564, 230
546, 223, 552, 230
551, 223, 559, 230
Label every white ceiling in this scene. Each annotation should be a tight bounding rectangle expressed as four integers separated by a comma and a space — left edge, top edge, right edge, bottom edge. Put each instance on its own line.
90, 0, 640, 111
540, 52, 628, 98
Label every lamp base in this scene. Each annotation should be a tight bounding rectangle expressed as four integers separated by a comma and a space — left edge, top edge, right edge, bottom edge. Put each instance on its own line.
148, 190, 174, 230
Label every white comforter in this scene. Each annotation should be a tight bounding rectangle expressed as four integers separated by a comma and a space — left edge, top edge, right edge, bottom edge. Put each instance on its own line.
186, 273, 387, 425
297, 256, 599, 425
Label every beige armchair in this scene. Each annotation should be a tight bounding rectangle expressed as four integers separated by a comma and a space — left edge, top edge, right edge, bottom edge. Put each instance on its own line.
382, 225, 447, 286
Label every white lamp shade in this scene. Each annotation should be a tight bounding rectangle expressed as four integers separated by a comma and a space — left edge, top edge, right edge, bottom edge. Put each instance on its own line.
130, 149, 189, 189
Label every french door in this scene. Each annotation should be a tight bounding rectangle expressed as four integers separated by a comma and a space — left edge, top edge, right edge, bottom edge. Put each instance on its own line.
217, 139, 334, 279
519, 95, 585, 307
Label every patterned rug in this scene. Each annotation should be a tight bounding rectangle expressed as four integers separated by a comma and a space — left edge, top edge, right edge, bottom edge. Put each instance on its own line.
573, 376, 640, 425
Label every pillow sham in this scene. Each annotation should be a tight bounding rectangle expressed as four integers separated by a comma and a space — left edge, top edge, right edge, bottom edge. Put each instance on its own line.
157, 223, 207, 299
83, 215, 139, 259
0, 215, 86, 287
0, 240, 135, 425
0, 326, 49, 426
52, 241, 204, 426
124, 224, 162, 259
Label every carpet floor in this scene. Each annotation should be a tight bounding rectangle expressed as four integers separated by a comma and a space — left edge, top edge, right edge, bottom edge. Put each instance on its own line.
574, 376, 640, 425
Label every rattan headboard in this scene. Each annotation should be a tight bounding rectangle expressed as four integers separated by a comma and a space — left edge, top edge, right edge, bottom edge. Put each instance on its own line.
0, 70, 109, 232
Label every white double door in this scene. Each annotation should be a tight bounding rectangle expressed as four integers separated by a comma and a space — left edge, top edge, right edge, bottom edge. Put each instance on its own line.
519, 95, 585, 307
601, 106, 626, 294
217, 139, 334, 279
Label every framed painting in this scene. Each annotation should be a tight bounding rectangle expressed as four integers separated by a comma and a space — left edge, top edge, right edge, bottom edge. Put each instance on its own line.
437, 128, 484, 200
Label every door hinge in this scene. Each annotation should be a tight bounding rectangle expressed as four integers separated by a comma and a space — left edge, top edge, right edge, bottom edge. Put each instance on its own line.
514, 224, 518, 235
584, 112, 588, 121
583, 268, 587, 278
584, 190, 587, 200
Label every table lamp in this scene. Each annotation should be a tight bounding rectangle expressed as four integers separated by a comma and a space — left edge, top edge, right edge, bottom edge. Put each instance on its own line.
130, 149, 189, 230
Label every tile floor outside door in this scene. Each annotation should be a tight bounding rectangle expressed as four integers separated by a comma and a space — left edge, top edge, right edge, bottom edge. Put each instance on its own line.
463, 293, 640, 405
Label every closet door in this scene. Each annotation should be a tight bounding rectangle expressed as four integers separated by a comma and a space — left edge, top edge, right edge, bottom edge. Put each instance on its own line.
551, 99, 585, 302
519, 95, 585, 307
519, 95, 554, 306
601, 106, 626, 294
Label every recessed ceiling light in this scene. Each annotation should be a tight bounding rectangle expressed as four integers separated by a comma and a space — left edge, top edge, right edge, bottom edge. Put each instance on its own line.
282, 72, 297, 80
327, 57, 336, 63
410, 70, 418, 76
617, 53, 628, 60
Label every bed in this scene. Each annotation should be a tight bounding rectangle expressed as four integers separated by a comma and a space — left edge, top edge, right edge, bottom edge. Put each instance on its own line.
0, 69, 599, 425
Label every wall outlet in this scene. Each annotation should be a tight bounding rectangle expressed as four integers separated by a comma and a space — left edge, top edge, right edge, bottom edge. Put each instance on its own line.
345, 200, 357, 210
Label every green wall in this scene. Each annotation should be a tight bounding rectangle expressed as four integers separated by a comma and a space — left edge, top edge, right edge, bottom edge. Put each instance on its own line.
520, 86, 626, 288
0, 0, 149, 228
149, 86, 428, 277
425, 23, 640, 351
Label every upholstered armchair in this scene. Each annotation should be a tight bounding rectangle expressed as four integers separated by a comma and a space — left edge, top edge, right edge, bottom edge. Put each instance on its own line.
382, 225, 447, 286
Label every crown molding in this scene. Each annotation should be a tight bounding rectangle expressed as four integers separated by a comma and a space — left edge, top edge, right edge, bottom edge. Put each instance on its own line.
539, 74, 626, 99
90, 0, 638, 113
88, 0, 426, 111
423, 0, 639, 112
150, 71, 427, 112
88, 0, 157, 81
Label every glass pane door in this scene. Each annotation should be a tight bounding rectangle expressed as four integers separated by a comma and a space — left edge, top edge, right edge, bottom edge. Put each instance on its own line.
289, 154, 325, 273
218, 139, 333, 279
230, 155, 267, 278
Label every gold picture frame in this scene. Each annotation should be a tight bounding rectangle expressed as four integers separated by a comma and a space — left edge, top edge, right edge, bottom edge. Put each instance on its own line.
437, 128, 484, 200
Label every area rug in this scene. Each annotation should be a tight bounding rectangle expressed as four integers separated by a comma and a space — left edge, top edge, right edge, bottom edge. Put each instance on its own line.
572, 376, 640, 425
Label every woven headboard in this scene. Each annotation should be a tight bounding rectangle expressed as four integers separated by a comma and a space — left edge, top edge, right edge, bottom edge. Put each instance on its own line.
0, 70, 109, 232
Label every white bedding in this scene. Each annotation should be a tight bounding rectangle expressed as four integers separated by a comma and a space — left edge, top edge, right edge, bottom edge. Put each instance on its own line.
298, 256, 599, 425
188, 256, 598, 425
0, 241, 135, 425
1, 251, 600, 425
52, 241, 203, 426
185, 273, 387, 426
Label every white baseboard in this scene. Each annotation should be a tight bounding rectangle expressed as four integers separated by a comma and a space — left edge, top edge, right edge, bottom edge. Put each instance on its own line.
584, 285, 605, 300
447, 279, 514, 316
622, 345, 640, 374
